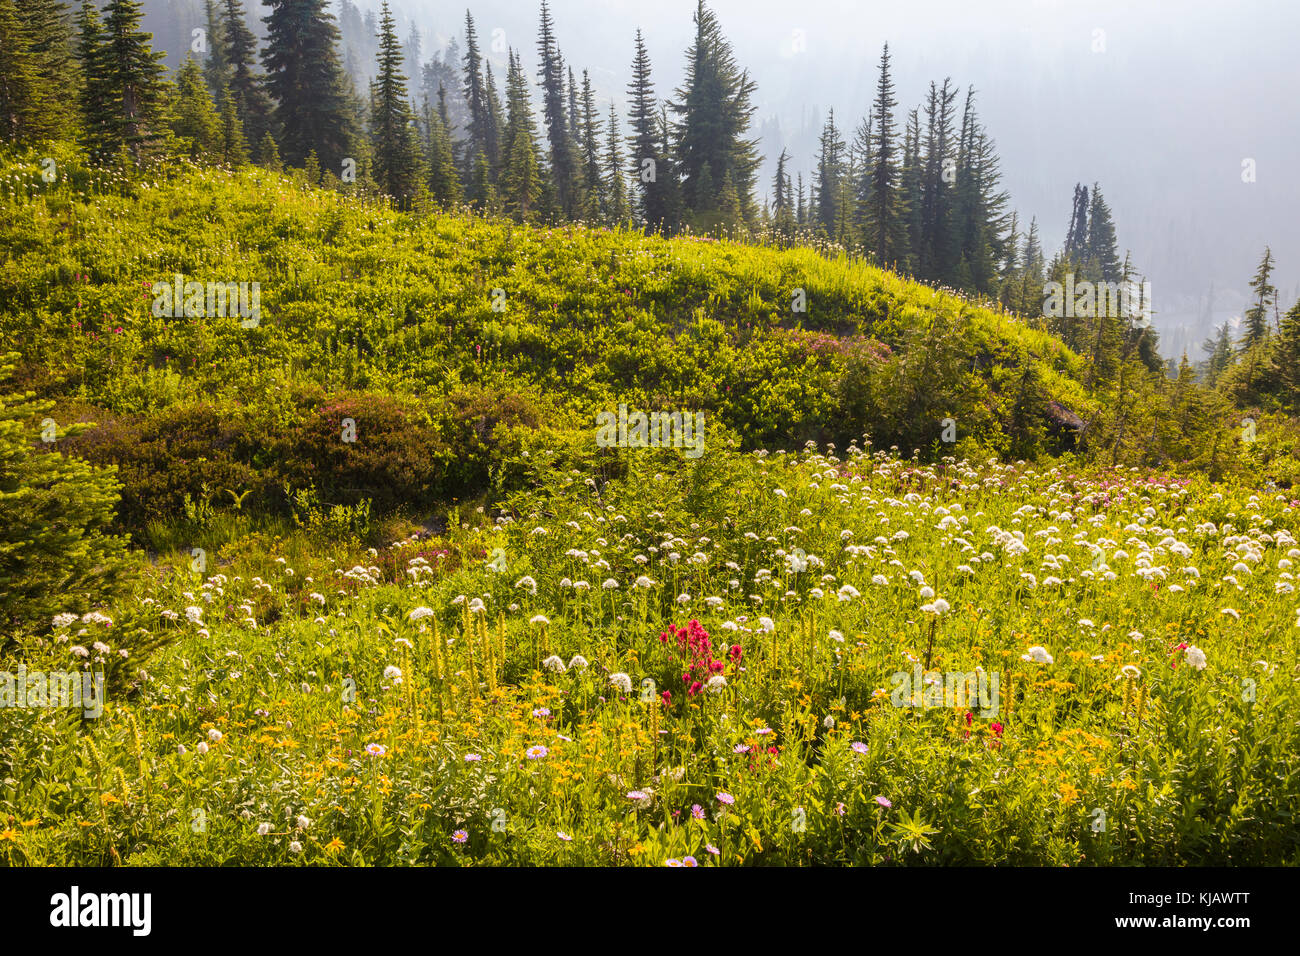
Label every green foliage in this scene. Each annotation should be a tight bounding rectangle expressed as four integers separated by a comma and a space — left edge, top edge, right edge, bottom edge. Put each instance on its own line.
0, 354, 135, 644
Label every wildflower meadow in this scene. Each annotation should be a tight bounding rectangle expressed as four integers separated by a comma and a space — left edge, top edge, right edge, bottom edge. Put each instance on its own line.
6, 442, 1299, 866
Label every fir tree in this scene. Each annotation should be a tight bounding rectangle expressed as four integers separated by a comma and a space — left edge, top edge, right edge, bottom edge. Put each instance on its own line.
255, 129, 281, 169
814, 109, 846, 241
536, 1, 580, 217
98, 0, 171, 161
0, 355, 134, 642
670, 1, 760, 230
1083, 182, 1120, 281
13, 0, 77, 140
422, 92, 461, 205
218, 84, 248, 165
171, 55, 222, 159
578, 70, 604, 220
1275, 298, 1300, 407
498, 47, 542, 221
74, 0, 113, 151
222, 0, 272, 148
369, 1, 423, 207
0, 0, 44, 144
201, 0, 230, 95
772, 146, 793, 238
483, 59, 503, 175
917, 78, 958, 281
603, 102, 630, 224
262, 0, 356, 172
626, 28, 668, 230
1063, 183, 1089, 261
1241, 246, 1276, 349
864, 43, 908, 269
460, 9, 495, 179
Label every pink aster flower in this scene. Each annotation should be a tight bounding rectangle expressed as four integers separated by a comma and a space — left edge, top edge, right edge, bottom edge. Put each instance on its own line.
452, 829, 468, 844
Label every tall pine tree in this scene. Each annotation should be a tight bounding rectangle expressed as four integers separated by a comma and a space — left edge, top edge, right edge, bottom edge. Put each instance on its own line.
262, 0, 355, 172
369, 1, 423, 207
670, 1, 760, 232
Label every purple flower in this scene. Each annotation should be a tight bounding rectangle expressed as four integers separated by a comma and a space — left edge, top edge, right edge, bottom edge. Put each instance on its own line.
716, 792, 735, 806
525, 745, 548, 760
875, 795, 892, 809
532, 707, 551, 719
464, 753, 482, 762
557, 831, 572, 842
691, 804, 705, 820
851, 741, 869, 754
452, 829, 468, 844
706, 843, 720, 855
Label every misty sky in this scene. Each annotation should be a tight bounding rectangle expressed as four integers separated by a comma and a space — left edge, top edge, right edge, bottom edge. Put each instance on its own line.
185, 0, 1300, 359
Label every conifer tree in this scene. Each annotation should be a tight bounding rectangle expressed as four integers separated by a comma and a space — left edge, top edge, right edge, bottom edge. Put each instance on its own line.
0, 0, 44, 144
74, 0, 113, 151
1063, 182, 1089, 261
222, 0, 272, 148
12, 0, 76, 140
98, 0, 170, 161
772, 146, 794, 238
460, 9, 495, 180
0, 355, 134, 642
262, 0, 356, 172
814, 110, 847, 240
1241, 246, 1276, 350
670, 1, 759, 230
218, 84, 248, 165
1274, 298, 1300, 407
422, 92, 461, 205
469, 148, 497, 213
899, 107, 923, 268
483, 59, 503, 175
369, 0, 423, 207
255, 129, 281, 169
864, 43, 908, 269
578, 70, 604, 220
626, 28, 668, 230
1083, 182, 1120, 281
604, 102, 630, 225
498, 47, 542, 221
917, 78, 958, 281
171, 55, 222, 159
536, 1, 580, 217
201, 0, 230, 95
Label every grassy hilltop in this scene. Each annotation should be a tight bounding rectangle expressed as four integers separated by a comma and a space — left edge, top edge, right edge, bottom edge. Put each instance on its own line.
3, 152, 1300, 866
